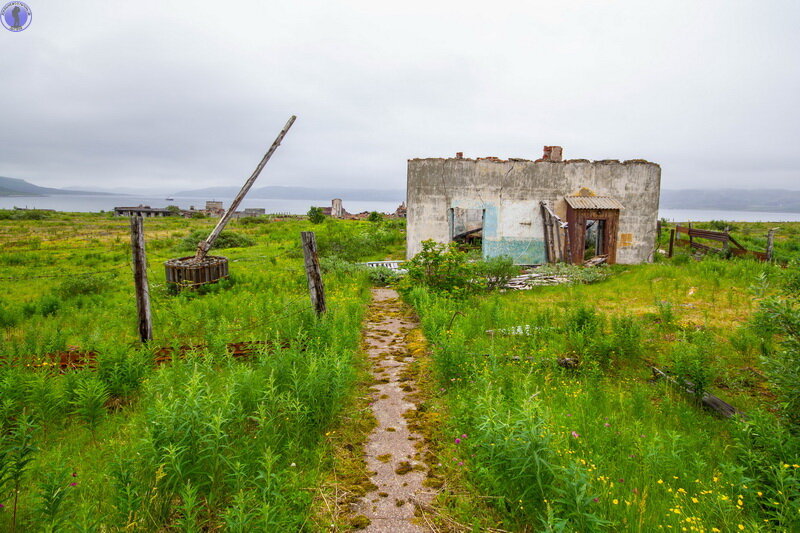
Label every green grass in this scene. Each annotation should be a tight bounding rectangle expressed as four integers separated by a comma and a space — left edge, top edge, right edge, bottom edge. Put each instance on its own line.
403, 253, 800, 531
0, 211, 405, 530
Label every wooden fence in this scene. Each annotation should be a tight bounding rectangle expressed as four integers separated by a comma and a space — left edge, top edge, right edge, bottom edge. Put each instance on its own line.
668, 225, 772, 261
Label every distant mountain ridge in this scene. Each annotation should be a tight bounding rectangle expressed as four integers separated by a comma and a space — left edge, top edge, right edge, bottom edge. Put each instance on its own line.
0, 176, 109, 197
173, 185, 406, 202
3, 175, 800, 213
660, 189, 800, 213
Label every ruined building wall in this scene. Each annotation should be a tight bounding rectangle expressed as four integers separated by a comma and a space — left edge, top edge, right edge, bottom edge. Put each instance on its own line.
406, 158, 661, 264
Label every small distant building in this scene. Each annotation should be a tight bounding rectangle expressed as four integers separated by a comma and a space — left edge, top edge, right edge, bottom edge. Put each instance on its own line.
114, 205, 174, 217
331, 198, 344, 218
315, 199, 351, 219
205, 201, 225, 217
243, 208, 266, 217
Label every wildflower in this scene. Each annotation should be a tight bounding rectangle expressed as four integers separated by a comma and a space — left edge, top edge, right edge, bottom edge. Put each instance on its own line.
691, 497, 699, 503
658, 479, 664, 484
290, 462, 296, 467
738, 526, 744, 531
613, 499, 619, 505
604, 423, 611, 427
461, 434, 467, 439
454, 438, 461, 444
756, 492, 762, 497
69, 482, 77, 487
593, 497, 599, 503
457, 461, 463, 466
72, 472, 77, 477
571, 431, 580, 439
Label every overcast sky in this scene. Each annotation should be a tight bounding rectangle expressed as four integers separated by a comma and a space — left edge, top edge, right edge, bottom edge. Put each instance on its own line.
1, 1, 799, 192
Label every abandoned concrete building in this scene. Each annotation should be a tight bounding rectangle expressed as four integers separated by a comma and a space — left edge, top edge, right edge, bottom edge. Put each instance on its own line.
406, 147, 661, 265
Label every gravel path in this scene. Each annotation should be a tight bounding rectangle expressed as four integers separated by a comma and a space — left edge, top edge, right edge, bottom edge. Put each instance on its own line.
352, 288, 433, 532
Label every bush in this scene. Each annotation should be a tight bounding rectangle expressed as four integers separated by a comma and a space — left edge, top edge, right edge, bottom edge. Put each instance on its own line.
177, 230, 255, 252
368, 266, 399, 286
367, 211, 382, 222
403, 240, 474, 296
670, 334, 716, 399
307, 206, 325, 224
473, 255, 518, 290
757, 297, 800, 426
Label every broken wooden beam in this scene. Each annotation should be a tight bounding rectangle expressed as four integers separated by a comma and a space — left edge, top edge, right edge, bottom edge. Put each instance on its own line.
651, 366, 744, 419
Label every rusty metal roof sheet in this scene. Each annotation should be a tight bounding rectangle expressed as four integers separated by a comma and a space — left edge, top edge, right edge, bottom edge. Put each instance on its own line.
564, 196, 624, 210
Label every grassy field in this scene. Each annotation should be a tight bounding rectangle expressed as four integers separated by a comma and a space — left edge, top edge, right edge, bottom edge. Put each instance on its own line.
1, 211, 798, 531
403, 234, 800, 531
0, 210, 404, 531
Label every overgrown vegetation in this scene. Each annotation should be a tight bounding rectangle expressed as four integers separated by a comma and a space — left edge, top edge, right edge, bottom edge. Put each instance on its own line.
403, 247, 800, 531
0, 213, 403, 530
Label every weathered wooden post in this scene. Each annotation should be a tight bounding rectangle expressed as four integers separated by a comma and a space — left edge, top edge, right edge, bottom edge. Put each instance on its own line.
766, 228, 778, 261
668, 228, 675, 258
301, 231, 326, 315
130, 216, 153, 342
164, 115, 296, 289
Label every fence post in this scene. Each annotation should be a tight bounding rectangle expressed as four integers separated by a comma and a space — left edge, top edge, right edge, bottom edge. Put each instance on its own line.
766, 228, 777, 261
688, 222, 693, 248
130, 216, 153, 343
668, 228, 675, 258
301, 231, 326, 315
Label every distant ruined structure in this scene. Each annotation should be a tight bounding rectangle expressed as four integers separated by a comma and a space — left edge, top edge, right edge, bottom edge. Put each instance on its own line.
406, 146, 661, 265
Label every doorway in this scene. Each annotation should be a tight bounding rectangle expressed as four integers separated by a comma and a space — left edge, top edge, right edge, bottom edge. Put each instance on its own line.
566, 206, 620, 264
449, 207, 484, 255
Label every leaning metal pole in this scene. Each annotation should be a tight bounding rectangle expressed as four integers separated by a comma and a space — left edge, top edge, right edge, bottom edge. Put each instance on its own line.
194, 115, 297, 261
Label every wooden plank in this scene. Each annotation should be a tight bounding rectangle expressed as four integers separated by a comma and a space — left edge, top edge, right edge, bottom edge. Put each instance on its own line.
651, 366, 743, 419
301, 231, 326, 315
130, 216, 153, 343
196, 115, 297, 260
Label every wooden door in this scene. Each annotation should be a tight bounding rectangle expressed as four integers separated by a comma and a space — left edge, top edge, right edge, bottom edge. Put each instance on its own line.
566, 207, 620, 264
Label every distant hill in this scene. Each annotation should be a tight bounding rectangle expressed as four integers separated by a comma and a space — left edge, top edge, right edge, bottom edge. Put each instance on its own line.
0, 176, 108, 197
173, 185, 405, 202
661, 189, 800, 213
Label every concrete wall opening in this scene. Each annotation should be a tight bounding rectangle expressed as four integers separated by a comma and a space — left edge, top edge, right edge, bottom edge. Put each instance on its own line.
449, 207, 484, 253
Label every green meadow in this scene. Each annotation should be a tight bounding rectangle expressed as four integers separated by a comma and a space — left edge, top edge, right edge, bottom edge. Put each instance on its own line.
0, 210, 798, 532
0, 210, 403, 531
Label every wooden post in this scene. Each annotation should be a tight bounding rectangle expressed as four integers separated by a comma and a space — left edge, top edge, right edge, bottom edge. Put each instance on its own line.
195, 115, 297, 261
688, 222, 693, 248
668, 228, 675, 258
766, 228, 777, 261
722, 226, 730, 256
301, 231, 326, 315
130, 216, 153, 342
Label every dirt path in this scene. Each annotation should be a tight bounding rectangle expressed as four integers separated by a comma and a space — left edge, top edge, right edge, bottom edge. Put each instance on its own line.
352, 288, 433, 532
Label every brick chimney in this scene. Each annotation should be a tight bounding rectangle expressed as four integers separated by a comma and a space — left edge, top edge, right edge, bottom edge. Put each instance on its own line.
455, 152, 463, 159
542, 146, 563, 162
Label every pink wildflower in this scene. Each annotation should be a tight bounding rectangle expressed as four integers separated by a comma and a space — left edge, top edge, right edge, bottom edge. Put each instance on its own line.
571, 431, 580, 439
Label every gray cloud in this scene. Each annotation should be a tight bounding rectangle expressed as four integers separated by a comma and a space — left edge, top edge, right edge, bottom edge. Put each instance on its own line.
1, 0, 799, 191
